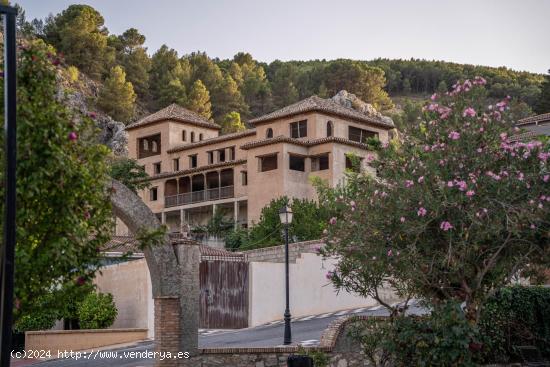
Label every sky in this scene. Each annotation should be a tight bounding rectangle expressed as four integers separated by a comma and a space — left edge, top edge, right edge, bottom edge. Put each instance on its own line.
16, 0, 550, 74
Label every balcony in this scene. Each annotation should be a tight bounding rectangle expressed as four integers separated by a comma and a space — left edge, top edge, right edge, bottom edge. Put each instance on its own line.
165, 185, 234, 208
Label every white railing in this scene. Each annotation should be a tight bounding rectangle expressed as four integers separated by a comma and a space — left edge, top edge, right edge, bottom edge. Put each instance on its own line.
165, 185, 234, 208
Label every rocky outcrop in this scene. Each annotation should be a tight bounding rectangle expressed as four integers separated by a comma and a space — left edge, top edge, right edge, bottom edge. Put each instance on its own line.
331, 90, 394, 126
56, 70, 129, 156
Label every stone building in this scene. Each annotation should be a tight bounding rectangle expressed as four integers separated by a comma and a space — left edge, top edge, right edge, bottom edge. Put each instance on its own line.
118, 95, 395, 235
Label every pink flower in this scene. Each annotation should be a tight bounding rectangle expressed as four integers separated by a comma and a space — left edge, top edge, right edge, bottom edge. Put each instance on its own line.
456, 180, 467, 191
477, 148, 483, 153
463, 107, 476, 117
405, 180, 414, 188
417, 207, 427, 217
466, 190, 475, 197
499, 132, 508, 141
447, 181, 454, 188
350, 201, 356, 207
418, 176, 424, 183
88, 112, 97, 119
400, 217, 406, 223
440, 221, 454, 231
530, 224, 536, 230
424, 145, 431, 152
68, 132, 78, 141
543, 175, 549, 183
448, 131, 460, 140
329, 217, 337, 225
430, 93, 437, 101
326, 271, 335, 280
387, 249, 393, 257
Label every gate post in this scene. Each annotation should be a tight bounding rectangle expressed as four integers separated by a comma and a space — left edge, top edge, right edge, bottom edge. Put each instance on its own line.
154, 296, 181, 367
174, 240, 200, 357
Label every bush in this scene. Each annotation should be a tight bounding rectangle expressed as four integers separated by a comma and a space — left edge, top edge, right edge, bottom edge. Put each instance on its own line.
14, 312, 57, 332
77, 293, 117, 329
480, 286, 550, 362
349, 303, 484, 367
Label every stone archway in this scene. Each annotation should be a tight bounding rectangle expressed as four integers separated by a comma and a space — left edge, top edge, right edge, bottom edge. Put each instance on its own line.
109, 179, 199, 365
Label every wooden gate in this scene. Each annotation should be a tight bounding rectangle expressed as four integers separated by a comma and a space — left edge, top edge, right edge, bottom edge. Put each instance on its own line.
199, 260, 249, 329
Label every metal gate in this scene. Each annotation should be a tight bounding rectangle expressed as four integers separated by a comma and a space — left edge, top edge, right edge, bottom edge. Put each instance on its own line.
199, 260, 249, 329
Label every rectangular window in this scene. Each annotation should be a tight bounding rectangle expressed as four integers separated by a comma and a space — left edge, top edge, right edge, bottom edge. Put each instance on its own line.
241, 171, 248, 186
173, 158, 179, 172
348, 126, 378, 143
218, 149, 226, 163
311, 153, 329, 171
290, 120, 307, 138
189, 154, 198, 168
153, 162, 161, 174
259, 154, 278, 172
229, 147, 236, 161
207, 151, 214, 165
289, 154, 305, 172
182, 130, 186, 141
149, 187, 158, 201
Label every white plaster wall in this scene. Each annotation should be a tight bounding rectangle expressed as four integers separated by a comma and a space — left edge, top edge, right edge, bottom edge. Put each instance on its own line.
248, 253, 378, 327
94, 259, 154, 338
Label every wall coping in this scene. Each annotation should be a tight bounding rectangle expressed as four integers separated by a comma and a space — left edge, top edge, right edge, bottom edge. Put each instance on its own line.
241, 239, 324, 255
26, 328, 148, 336
199, 346, 331, 354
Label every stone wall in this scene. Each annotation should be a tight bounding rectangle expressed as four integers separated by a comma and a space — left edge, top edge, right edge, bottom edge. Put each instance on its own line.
242, 240, 322, 263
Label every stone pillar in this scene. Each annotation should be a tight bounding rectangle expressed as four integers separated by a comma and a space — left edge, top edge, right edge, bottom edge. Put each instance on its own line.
154, 296, 180, 367
233, 200, 239, 229
180, 209, 185, 233
174, 241, 200, 357
161, 211, 166, 224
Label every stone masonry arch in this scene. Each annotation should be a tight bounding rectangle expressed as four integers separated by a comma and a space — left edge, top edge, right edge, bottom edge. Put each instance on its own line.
110, 179, 199, 366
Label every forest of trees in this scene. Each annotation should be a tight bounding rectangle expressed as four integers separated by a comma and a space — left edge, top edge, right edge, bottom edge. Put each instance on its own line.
15, 4, 548, 126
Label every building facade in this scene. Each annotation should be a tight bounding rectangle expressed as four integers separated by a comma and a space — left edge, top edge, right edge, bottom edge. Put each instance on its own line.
120, 96, 395, 234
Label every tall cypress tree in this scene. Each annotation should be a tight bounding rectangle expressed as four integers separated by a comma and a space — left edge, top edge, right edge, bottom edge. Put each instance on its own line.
186, 80, 212, 120
97, 66, 136, 122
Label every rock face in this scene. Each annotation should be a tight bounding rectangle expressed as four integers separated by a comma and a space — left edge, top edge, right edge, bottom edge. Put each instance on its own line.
56, 71, 129, 156
331, 90, 394, 126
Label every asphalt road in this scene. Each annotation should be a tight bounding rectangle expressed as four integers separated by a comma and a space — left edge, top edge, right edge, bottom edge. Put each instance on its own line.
21, 302, 425, 367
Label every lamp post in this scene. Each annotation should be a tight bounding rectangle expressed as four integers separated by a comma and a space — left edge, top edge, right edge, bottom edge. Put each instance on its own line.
0, 5, 18, 367
279, 205, 293, 345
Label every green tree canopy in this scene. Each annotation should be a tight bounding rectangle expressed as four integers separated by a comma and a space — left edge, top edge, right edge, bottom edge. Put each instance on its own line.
535, 69, 550, 114
44, 4, 114, 79
220, 111, 246, 134
98, 65, 137, 122
186, 79, 212, 120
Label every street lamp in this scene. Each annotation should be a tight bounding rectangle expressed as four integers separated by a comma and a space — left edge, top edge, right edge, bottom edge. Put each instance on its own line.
279, 205, 293, 345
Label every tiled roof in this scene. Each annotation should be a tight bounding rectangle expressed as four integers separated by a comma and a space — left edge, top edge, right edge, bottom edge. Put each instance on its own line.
139, 159, 247, 182
101, 235, 245, 260
517, 112, 550, 126
101, 236, 141, 254
126, 104, 221, 131
240, 135, 373, 150
248, 95, 394, 128
167, 130, 257, 153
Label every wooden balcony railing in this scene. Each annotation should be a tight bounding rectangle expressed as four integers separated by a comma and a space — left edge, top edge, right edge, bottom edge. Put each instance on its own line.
165, 185, 234, 208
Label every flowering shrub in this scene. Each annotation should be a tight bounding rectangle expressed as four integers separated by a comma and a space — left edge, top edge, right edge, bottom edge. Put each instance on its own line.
318, 78, 549, 322
77, 292, 117, 329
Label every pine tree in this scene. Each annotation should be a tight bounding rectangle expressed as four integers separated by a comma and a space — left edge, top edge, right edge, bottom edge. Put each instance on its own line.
158, 78, 187, 107
211, 74, 248, 121
186, 80, 212, 120
97, 66, 136, 122
534, 70, 550, 114
220, 111, 246, 134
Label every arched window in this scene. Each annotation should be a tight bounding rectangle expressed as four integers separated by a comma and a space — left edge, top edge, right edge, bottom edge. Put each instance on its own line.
199, 133, 203, 141
151, 141, 158, 152
266, 128, 273, 139
182, 130, 187, 141
143, 140, 149, 150
326, 121, 333, 137
190, 132, 195, 143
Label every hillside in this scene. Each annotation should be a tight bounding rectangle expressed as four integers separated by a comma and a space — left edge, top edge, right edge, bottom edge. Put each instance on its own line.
14, 3, 547, 135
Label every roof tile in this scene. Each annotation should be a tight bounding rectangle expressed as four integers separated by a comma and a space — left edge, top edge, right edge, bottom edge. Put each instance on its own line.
126, 103, 220, 130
